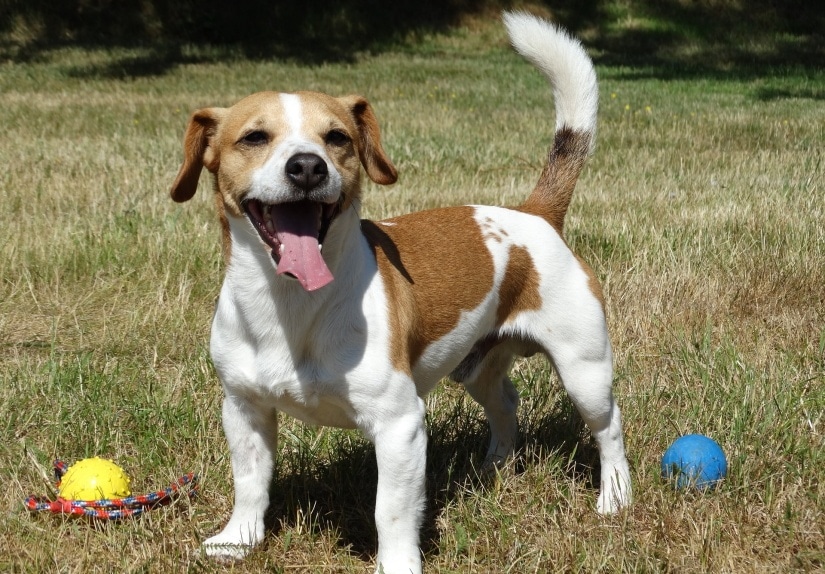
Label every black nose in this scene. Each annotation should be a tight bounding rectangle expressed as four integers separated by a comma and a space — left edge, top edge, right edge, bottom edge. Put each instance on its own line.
285, 153, 328, 191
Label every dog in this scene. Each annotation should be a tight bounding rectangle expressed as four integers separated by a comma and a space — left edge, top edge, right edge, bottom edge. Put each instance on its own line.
170, 11, 631, 574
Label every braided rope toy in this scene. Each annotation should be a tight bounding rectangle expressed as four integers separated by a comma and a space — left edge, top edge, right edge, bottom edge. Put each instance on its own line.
25, 459, 198, 519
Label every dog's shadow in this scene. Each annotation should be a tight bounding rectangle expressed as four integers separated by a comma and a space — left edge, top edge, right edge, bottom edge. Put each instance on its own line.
263, 381, 600, 561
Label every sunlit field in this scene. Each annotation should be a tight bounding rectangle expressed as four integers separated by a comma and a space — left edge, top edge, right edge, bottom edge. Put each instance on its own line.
1, 5, 822, 572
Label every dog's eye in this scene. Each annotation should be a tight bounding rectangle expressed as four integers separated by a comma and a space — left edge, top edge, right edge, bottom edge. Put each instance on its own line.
325, 130, 350, 146
240, 130, 268, 146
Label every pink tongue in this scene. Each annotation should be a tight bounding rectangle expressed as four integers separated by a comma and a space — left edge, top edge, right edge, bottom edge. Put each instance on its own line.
270, 202, 334, 291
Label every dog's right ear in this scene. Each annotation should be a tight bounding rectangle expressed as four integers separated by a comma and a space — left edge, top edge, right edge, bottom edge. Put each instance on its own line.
170, 108, 226, 202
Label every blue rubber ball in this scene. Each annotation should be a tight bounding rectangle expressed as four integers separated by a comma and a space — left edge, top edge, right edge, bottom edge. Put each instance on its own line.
661, 434, 727, 490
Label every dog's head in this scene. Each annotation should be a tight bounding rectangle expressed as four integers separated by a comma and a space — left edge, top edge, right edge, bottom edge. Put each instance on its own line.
171, 91, 397, 290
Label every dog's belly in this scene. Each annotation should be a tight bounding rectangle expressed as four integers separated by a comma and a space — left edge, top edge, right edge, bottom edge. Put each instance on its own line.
271, 386, 359, 428
211, 337, 362, 429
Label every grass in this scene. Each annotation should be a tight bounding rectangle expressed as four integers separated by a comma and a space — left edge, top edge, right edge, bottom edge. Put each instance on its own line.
1, 5, 824, 573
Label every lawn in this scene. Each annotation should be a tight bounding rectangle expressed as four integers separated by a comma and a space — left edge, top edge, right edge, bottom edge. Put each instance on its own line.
1, 3, 823, 573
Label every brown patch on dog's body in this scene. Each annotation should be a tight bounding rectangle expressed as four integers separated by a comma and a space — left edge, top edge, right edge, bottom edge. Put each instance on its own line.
449, 244, 544, 383
497, 245, 542, 325
363, 207, 494, 372
363, 207, 545, 375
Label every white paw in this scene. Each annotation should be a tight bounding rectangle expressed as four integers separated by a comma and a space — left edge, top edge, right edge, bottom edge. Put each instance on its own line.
596, 471, 632, 514
203, 532, 255, 563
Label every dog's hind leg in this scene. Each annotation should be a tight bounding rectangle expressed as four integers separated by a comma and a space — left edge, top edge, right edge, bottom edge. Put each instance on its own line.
203, 396, 278, 561
455, 346, 520, 475
539, 302, 632, 514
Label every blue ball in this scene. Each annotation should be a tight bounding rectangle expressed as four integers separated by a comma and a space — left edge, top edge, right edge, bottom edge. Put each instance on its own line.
661, 434, 727, 490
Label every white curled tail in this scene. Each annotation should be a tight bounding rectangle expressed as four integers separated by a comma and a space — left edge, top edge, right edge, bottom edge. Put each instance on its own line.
503, 11, 599, 232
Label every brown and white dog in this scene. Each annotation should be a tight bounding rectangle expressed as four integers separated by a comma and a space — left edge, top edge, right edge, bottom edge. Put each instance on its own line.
170, 11, 631, 574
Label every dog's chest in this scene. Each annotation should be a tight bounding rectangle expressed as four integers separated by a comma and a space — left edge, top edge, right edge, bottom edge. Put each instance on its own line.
211, 302, 367, 427
209, 257, 390, 428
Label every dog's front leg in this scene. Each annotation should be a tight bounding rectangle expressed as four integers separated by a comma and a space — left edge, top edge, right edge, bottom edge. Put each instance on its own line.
204, 395, 278, 562
369, 396, 427, 574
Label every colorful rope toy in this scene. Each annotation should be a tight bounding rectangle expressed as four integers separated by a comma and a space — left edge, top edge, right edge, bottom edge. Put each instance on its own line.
25, 458, 198, 519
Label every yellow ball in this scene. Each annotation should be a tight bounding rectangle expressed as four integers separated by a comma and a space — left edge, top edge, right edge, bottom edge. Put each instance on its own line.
58, 457, 132, 501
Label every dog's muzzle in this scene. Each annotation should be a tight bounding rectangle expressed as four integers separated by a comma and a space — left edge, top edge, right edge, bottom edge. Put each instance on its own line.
243, 153, 342, 292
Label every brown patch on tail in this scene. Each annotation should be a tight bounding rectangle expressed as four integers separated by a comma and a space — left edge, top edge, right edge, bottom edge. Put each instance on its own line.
519, 127, 592, 235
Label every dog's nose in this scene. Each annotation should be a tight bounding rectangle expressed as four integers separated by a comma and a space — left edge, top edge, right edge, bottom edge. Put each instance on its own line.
285, 153, 328, 191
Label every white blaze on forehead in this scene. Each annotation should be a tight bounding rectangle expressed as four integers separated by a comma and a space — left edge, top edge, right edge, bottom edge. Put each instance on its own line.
280, 93, 303, 136
249, 93, 308, 202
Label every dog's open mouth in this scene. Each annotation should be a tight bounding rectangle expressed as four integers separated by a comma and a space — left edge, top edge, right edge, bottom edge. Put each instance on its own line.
243, 199, 339, 291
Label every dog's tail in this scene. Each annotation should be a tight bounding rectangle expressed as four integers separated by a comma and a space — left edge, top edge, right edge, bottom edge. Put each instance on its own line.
503, 11, 598, 234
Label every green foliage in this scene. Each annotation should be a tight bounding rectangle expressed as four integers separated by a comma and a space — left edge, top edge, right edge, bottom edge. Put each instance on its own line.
1, 0, 822, 70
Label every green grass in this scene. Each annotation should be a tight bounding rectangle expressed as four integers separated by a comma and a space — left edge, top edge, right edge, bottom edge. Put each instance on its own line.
2, 6, 824, 573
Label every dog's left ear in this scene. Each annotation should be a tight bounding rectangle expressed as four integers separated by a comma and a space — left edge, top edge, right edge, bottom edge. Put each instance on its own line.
340, 95, 398, 185
171, 107, 226, 202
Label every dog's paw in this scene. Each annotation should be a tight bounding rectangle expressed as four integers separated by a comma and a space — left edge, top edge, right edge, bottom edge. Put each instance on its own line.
202, 534, 254, 563
596, 471, 632, 514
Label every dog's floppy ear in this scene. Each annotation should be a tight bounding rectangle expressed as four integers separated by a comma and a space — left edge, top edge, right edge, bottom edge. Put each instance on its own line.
340, 95, 398, 185
170, 108, 226, 202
